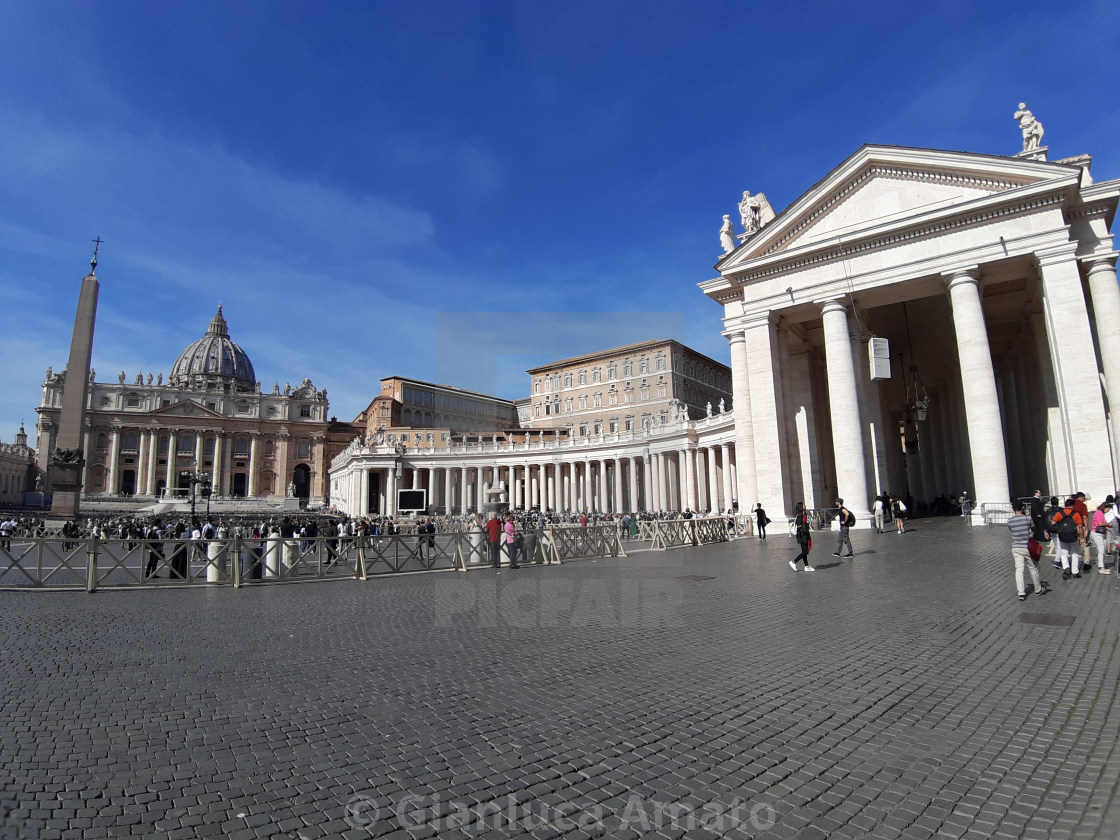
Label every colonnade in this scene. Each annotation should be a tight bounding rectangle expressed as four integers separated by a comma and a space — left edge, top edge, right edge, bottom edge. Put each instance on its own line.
334, 438, 739, 517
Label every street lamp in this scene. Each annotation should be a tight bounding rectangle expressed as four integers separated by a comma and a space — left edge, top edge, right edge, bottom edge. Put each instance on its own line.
179, 470, 211, 520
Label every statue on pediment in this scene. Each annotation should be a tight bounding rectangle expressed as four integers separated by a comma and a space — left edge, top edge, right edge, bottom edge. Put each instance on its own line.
157, 373, 163, 385
119, 370, 126, 384
147, 373, 153, 385
1014, 103, 1044, 152
706, 401, 713, 418
719, 215, 735, 254
718, 397, 726, 414
739, 190, 777, 235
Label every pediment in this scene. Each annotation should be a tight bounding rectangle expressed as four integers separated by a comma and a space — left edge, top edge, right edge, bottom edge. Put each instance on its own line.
718, 145, 1080, 271
148, 401, 225, 419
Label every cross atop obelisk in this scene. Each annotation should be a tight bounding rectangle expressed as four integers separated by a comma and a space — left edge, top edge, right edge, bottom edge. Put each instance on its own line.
47, 245, 102, 522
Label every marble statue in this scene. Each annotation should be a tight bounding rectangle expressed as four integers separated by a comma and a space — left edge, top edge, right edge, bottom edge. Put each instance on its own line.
284, 382, 291, 395
135, 373, 143, 384
739, 191, 761, 233
1014, 103, 1044, 152
286, 482, 296, 498
157, 373, 163, 385
147, 373, 153, 385
34, 474, 43, 492
45, 366, 52, 380
373, 426, 386, 446
719, 215, 735, 254
119, 371, 126, 384
706, 401, 713, 418
718, 398, 726, 414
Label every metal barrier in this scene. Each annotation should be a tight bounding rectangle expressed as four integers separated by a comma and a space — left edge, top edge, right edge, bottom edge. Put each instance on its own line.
649, 516, 732, 551
981, 502, 1014, 528
542, 524, 624, 563
0, 529, 609, 591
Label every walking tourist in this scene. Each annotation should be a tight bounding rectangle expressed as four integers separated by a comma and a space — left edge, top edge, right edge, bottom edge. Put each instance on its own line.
891, 495, 907, 533
1088, 500, 1112, 574
1050, 498, 1084, 580
754, 502, 769, 540
833, 499, 855, 557
872, 495, 886, 534
1009, 501, 1043, 600
486, 513, 503, 567
789, 502, 815, 572
503, 515, 520, 569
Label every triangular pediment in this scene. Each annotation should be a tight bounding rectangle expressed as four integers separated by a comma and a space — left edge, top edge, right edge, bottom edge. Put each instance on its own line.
148, 400, 225, 419
718, 145, 1081, 272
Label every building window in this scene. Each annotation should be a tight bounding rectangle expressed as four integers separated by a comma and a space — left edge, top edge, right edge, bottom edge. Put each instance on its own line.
593, 393, 602, 408
203, 439, 215, 455
578, 371, 586, 386
565, 398, 573, 411
579, 395, 587, 410
535, 381, 541, 394
609, 421, 618, 433
657, 384, 666, 398
623, 361, 633, 377
624, 390, 634, 404
607, 364, 617, 380
237, 401, 250, 413
234, 439, 249, 455
640, 386, 649, 401
126, 394, 140, 407
178, 437, 194, 453
592, 369, 601, 383
158, 437, 169, 454
625, 419, 634, 432
594, 423, 602, 435
639, 358, 649, 374
122, 433, 138, 451
300, 405, 311, 418
534, 404, 541, 416
579, 424, 588, 437
401, 433, 410, 442
563, 373, 572, 388
659, 411, 668, 424
608, 393, 617, 406
656, 356, 666, 371
297, 441, 311, 458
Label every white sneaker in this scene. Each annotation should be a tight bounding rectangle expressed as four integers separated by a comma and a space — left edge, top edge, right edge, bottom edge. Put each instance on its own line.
805, 565, 816, 572
789, 560, 798, 571
1099, 568, 1111, 575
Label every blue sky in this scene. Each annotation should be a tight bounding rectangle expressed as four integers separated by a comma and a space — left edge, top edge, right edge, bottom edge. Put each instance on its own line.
1, 0, 1118, 442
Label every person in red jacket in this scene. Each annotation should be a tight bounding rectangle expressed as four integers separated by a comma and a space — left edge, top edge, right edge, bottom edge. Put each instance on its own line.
485, 513, 503, 568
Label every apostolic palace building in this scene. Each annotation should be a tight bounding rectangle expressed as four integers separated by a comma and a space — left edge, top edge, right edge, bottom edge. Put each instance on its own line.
25, 109, 1120, 525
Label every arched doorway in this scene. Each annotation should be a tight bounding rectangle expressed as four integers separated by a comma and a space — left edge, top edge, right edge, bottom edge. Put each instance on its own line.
292, 464, 311, 500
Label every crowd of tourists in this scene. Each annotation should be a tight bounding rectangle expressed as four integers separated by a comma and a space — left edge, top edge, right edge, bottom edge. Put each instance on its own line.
1007, 489, 1120, 601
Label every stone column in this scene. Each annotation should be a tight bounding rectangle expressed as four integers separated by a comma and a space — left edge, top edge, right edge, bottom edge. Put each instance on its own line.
628, 457, 639, 513
599, 460, 608, 513
212, 434, 224, 496
386, 466, 397, 516
727, 331, 759, 515
145, 431, 158, 496
820, 299, 870, 517
643, 451, 653, 513
166, 431, 178, 494
135, 430, 148, 496
945, 268, 1010, 515
707, 447, 719, 512
476, 466, 484, 512
581, 458, 590, 510
106, 428, 120, 494
247, 434, 259, 497
720, 444, 733, 514
682, 447, 696, 511
1085, 256, 1120, 477
359, 468, 370, 516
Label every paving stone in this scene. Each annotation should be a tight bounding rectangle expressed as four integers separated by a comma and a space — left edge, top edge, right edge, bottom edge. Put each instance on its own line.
3, 520, 1120, 838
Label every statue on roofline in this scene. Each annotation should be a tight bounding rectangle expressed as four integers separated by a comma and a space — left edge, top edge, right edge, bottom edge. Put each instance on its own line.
1014, 102, 1044, 152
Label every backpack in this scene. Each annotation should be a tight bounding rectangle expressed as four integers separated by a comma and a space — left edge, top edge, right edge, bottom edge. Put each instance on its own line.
1053, 510, 1079, 542
844, 510, 856, 527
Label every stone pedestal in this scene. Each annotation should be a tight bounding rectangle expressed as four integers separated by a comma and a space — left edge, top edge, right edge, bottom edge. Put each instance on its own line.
48, 460, 85, 520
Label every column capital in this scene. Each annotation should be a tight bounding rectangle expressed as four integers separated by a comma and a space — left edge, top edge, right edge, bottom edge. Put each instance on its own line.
818, 297, 848, 316
941, 266, 981, 288
1083, 253, 1119, 275
1033, 243, 1079, 269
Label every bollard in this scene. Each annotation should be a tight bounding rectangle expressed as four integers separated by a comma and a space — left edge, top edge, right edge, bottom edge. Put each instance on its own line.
231, 535, 242, 588
206, 539, 226, 583
265, 535, 281, 578
355, 534, 367, 580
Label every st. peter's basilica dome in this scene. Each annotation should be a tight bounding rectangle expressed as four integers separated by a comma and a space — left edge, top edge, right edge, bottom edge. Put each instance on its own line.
169, 306, 256, 392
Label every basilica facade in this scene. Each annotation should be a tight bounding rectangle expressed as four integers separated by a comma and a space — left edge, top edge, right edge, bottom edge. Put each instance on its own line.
35, 307, 333, 506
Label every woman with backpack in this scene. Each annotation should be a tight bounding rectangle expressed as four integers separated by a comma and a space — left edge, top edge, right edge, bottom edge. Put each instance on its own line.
1050, 498, 1084, 580
789, 502, 815, 572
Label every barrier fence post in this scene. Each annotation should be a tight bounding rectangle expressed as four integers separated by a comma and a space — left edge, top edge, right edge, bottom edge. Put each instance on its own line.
85, 536, 99, 593
232, 535, 242, 588
356, 534, 367, 580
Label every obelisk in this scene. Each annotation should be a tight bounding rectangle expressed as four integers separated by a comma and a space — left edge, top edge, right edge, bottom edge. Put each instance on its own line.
48, 240, 102, 521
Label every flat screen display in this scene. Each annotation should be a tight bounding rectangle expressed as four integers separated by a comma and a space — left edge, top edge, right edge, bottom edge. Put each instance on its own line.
398, 489, 428, 512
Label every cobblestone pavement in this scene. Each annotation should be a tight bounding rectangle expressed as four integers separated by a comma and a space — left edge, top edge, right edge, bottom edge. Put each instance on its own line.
3, 517, 1119, 840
